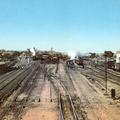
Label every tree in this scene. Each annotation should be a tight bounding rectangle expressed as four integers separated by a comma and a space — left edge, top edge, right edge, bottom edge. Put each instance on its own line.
103, 51, 114, 58
89, 52, 97, 58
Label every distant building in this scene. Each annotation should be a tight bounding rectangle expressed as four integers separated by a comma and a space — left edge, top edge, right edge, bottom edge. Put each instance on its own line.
115, 51, 120, 70
116, 51, 120, 63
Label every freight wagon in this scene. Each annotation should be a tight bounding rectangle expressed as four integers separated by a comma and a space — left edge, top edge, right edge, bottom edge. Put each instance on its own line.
0, 62, 7, 75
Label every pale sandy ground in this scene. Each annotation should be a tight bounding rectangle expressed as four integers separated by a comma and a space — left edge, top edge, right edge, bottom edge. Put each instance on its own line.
70, 68, 120, 120
59, 63, 120, 120
22, 63, 120, 120
22, 80, 58, 120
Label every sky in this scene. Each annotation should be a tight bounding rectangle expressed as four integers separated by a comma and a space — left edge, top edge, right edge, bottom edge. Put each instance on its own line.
0, 0, 120, 53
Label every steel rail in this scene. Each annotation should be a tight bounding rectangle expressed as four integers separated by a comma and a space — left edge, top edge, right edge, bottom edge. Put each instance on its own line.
0, 65, 39, 120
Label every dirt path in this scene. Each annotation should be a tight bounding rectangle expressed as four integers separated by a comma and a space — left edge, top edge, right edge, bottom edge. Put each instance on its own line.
22, 80, 58, 120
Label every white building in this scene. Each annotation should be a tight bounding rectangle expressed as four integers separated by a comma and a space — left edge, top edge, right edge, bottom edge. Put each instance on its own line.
115, 51, 120, 70
116, 51, 120, 63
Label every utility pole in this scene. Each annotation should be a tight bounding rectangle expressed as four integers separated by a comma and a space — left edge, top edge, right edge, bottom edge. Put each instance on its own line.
105, 55, 108, 94
104, 51, 113, 95
56, 56, 59, 73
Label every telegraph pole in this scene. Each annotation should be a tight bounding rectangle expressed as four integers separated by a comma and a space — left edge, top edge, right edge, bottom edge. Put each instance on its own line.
104, 51, 113, 95
56, 56, 59, 73
105, 55, 108, 94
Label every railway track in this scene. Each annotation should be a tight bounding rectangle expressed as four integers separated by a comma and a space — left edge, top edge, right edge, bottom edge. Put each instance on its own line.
48, 63, 120, 120
79, 69, 106, 90
60, 81, 80, 120
0, 67, 31, 103
0, 63, 40, 120
66, 67, 103, 120
12, 66, 40, 120
79, 65, 120, 91
2, 62, 115, 120
87, 66, 120, 81
0, 69, 21, 85
0, 69, 25, 91
0, 70, 15, 80
13, 63, 55, 120
51, 74, 83, 120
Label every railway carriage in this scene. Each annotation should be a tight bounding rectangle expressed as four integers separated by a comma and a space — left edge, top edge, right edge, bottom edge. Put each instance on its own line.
0, 62, 7, 75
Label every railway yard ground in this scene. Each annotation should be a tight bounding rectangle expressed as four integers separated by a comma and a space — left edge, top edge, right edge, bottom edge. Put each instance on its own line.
1, 60, 120, 120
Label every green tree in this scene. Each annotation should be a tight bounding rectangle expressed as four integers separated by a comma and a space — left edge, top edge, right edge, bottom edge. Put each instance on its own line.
89, 52, 97, 58
103, 51, 114, 58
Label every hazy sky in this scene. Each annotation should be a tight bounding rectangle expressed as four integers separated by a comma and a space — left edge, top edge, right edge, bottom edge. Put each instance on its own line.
0, 0, 120, 52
